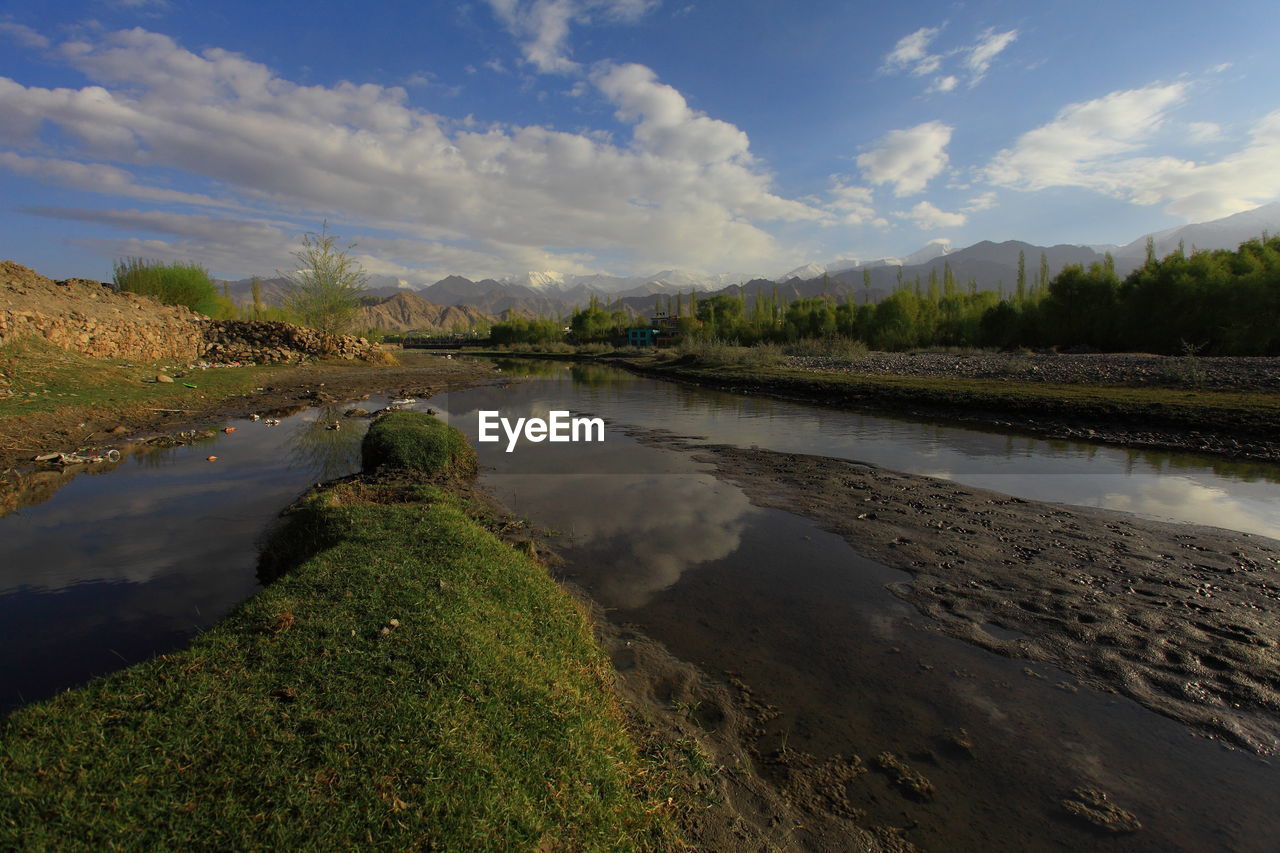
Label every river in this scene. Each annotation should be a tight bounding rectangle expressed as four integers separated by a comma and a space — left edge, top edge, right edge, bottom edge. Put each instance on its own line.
2, 358, 1276, 851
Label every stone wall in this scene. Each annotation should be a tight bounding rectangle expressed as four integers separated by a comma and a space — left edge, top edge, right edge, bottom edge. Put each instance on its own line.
1, 261, 206, 361
204, 320, 381, 363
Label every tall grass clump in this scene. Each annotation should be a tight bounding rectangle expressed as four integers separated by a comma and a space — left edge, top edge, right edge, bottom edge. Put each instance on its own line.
113, 257, 229, 317
675, 338, 784, 367
782, 336, 868, 361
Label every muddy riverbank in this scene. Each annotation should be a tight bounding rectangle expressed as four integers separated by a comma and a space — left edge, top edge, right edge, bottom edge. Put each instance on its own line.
0, 350, 499, 473
634, 431, 1280, 755
606, 354, 1280, 463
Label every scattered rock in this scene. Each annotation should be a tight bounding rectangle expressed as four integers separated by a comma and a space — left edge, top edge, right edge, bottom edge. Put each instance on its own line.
873, 751, 935, 801
156, 374, 174, 383
1062, 787, 1142, 833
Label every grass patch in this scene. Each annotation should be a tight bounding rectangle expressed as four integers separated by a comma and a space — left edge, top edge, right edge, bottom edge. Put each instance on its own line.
361, 410, 477, 477
0, 337, 278, 441
0, 420, 678, 850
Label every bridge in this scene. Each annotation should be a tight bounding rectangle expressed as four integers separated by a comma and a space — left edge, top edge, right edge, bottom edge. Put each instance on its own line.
400, 337, 492, 350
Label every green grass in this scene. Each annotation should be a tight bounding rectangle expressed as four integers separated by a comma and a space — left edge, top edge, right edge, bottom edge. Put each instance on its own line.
0, 337, 275, 424
0, 415, 678, 851
361, 410, 477, 477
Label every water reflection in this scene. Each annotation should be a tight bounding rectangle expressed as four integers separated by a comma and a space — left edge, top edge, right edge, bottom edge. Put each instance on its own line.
448, 359, 1280, 538
286, 406, 366, 481
0, 400, 379, 712
488, 472, 754, 608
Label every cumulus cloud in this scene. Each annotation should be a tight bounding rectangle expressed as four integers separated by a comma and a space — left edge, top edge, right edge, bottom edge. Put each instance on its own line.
0, 27, 822, 277
857, 121, 952, 196
825, 180, 886, 226
484, 0, 657, 72
896, 200, 966, 229
984, 83, 1280, 220
984, 84, 1188, 189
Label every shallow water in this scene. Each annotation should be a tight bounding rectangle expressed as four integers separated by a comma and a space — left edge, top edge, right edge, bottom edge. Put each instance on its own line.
428, 361, 1280, 852
0, 400, 376, 711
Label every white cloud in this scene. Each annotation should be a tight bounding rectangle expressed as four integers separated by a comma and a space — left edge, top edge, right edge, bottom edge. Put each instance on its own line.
927, 75, 958, 94
0, 28, 822, 276
881, 26, 941, 77
857, 121, 952, 196
825, 180, 886, 227
1186, 121, 1223, 143
983, 84, 1188, 190
0, 22, 50, 48
897, 200, 966, 229
965, 28, 1017, 85
962, 190, 998, 213
484, 0, 657, 73
0, 151, 234, 208
984, 83, 1280, 220
882, 24, 1017, 92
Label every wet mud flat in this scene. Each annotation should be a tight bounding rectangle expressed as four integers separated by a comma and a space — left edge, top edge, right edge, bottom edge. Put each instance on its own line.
656, 436, 1280, 756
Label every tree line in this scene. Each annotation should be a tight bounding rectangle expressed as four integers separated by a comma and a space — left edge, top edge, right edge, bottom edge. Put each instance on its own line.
491, 235, 1280, 356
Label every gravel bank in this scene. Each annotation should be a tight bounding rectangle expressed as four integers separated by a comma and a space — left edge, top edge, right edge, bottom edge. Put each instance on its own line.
787, 351, 1280, 391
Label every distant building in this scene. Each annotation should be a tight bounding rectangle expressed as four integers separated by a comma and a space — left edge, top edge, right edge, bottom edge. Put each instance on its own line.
627, 327, 657, 347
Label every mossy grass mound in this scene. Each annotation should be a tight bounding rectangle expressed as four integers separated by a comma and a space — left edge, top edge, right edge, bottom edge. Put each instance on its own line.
361, 409, 477, 477
0, 416, 675, 851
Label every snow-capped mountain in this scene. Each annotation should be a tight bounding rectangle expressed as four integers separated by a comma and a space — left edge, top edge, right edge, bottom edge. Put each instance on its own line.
900, 239, 952, 266
1113, 201, 1280, 261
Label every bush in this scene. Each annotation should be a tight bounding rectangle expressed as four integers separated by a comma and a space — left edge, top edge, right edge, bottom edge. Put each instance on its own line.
362, 410, 476, 477
113, 258, 225, 317
782, 336, 868, 360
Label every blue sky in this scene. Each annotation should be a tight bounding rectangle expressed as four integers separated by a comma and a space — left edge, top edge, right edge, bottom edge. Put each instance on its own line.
1, 0, 1277, 282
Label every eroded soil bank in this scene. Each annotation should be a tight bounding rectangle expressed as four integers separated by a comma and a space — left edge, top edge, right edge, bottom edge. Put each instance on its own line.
609, 354, 1280, 462
645, 434, 1280, 755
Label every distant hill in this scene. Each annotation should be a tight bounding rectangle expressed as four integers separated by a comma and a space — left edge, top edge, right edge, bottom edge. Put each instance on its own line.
355, 291, 493, 333
217, 202, 1280, 319
1113, 201, 1280, 268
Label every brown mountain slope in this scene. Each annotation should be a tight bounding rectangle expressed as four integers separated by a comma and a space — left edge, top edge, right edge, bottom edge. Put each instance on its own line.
356, 291, 493, 332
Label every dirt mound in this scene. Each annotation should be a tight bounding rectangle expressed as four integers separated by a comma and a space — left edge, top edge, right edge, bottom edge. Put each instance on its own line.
1, 261, 205, 361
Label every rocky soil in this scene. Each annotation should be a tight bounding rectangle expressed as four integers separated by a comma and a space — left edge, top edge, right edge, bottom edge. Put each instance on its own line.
788, 351, 1280, 391
204, 320, 382, 363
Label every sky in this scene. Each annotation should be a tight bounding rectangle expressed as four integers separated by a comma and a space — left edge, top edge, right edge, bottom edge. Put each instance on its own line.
1, 0, 1277, 283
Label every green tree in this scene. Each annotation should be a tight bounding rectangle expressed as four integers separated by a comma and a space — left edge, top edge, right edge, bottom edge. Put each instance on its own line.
279, 223, 368, 334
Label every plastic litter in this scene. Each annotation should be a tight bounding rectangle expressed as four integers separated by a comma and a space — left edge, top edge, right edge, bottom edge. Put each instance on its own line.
183, 383, 198, 389
389, 397, 417, 406
264, 418, 282, 427
206, 456, 218, 462
249, 413, 261, 421
222, 426, 237, 434
32, 449, 121, 466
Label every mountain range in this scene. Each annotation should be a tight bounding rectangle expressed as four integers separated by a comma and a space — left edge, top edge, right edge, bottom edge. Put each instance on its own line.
219, 202, 1280, 331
